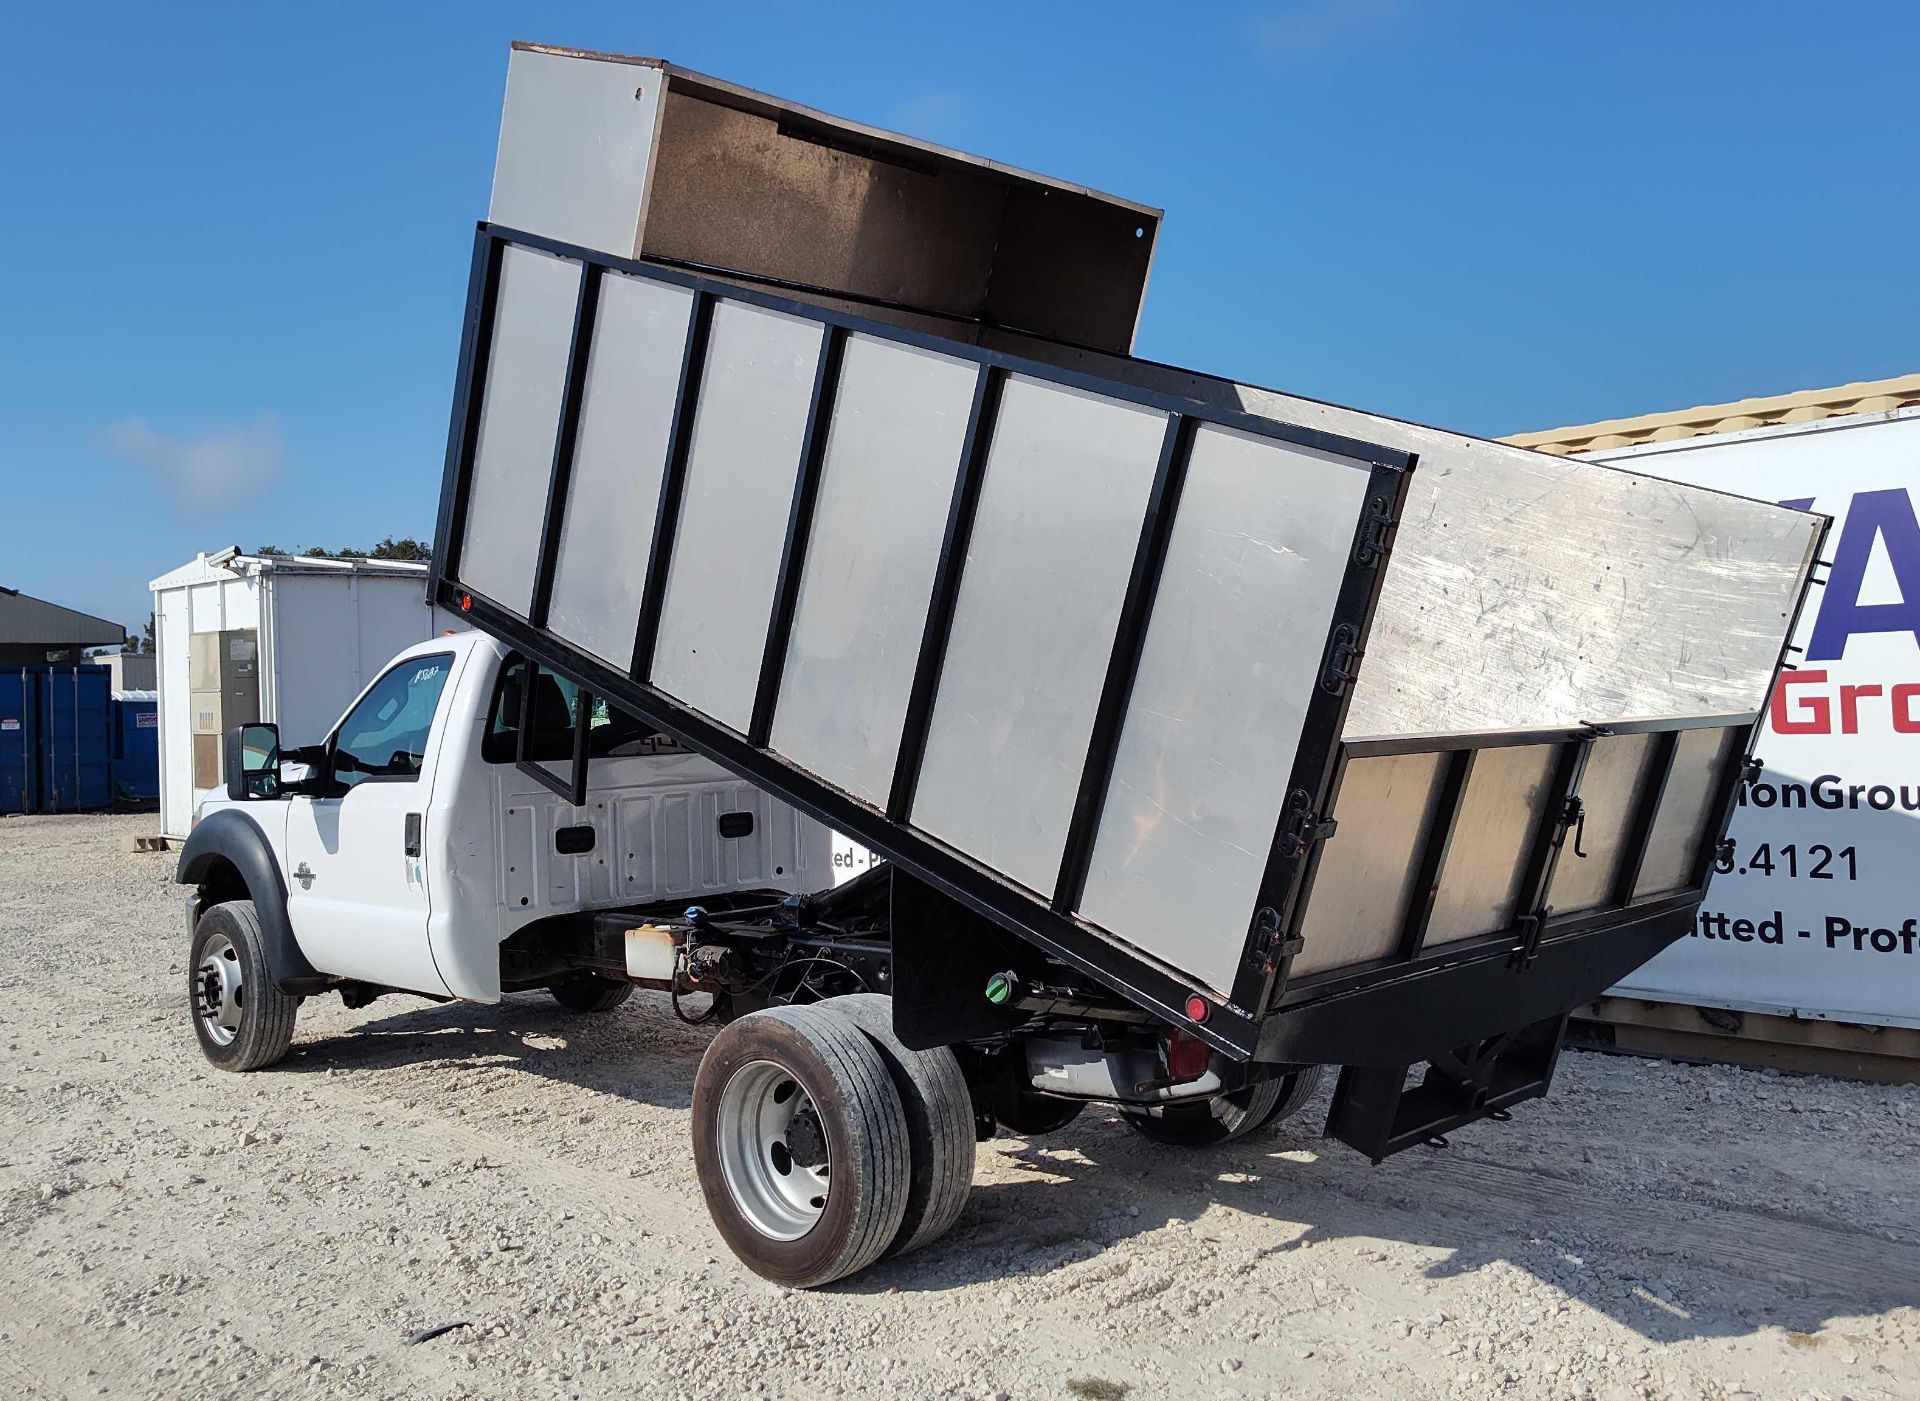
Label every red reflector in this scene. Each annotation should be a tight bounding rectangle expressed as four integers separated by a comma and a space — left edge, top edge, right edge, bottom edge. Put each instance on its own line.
1165, 1027, 1210, 1083
459, 593, 473, 612
1184, 993, 1211, 1023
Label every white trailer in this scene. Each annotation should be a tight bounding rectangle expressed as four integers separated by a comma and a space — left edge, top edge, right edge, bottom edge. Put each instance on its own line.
1549, 402, 1920, 1036
149, 550, 465, 836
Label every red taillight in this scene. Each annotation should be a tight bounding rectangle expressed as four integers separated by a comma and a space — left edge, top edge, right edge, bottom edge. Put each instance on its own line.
1164, 1027, 1211, 1083
1184, 993, 1211, 1023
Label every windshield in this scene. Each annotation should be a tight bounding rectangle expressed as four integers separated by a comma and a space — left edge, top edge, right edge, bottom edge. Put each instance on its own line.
332, 653, 454, 788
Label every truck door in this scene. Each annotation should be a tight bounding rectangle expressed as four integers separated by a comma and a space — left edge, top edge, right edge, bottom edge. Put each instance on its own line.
285, 650, 460, 994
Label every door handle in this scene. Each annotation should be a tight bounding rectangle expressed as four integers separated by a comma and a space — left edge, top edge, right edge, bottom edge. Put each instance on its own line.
404, 812, 423, 858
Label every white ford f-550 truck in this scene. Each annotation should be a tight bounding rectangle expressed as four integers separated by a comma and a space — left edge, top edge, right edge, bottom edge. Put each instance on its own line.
174, 43, 1826, 1288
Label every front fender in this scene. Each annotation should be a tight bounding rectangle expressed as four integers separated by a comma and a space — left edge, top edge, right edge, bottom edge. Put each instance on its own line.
176, 808, 328, 993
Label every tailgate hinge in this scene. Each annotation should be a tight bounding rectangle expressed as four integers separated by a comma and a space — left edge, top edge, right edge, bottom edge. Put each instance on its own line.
1508, 905, 1555, 971
1274, 787, 1338, 860
1352, 493, 1397, 567
1246, 903, 1304, 972
1319, 623, 1364, 695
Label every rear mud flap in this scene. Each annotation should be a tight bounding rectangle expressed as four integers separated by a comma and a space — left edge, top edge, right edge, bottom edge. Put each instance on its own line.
1324, 1013, 1569, 1163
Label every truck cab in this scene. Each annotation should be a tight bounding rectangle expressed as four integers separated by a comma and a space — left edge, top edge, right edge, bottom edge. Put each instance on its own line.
182, 631, 828, 1024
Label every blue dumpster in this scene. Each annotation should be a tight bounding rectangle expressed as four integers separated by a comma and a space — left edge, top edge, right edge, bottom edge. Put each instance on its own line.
35, 666, 111, 812
0, 669, 30, 815
0, 665, 112, 815
110, 692, 160, 807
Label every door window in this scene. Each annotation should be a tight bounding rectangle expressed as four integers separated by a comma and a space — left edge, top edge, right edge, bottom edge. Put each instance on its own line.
481, 657, 674, 763
332, 653, 454, 790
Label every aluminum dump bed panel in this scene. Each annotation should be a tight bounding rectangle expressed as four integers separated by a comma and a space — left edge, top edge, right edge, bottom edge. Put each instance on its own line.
1224, 388, 1823, 741
434, 225, 1412, 1054
983, 342, 1825, 741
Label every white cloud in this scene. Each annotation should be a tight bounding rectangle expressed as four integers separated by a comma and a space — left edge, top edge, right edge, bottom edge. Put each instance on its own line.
1252, 0, 1407, 58
96, 414, 285, 507
891, 91, 968, 139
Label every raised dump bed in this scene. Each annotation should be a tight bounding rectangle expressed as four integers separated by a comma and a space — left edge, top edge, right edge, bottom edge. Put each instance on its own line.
431, 46, 1825, 1125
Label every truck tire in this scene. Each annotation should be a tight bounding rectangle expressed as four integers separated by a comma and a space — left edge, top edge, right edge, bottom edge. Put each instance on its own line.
1120, 1069, 1316, 1149
827, 993, 974, 1258
692, 1003, 910, 1288
189, 900, 299, 1072
1250, 1064, 1324, 1130
993, 1088, 1085, 1138
548, 974, 634, 1013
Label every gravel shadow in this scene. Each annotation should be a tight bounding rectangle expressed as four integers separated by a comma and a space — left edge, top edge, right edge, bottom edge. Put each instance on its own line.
276, 989, 716, 1111
847, 1110, 1920, 1345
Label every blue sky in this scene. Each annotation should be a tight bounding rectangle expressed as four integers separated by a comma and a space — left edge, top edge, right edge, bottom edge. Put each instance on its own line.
3, 2, 1916, 633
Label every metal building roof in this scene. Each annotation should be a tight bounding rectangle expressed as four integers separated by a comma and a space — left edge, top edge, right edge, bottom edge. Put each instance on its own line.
1504, 372, 1920, 456
0, 587, 126, 646
149, 548, 431, 592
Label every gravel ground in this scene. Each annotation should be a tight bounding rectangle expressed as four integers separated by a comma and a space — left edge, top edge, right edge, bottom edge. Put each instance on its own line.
1, 812, 1916, 1401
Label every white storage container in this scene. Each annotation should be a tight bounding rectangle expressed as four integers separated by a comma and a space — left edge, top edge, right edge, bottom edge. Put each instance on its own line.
149, 550, 466, 835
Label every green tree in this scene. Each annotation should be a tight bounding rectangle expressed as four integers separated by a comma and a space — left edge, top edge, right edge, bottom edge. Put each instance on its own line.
125, 613, 155, 654
284, 539, 431, 561
369, 536, 432, 562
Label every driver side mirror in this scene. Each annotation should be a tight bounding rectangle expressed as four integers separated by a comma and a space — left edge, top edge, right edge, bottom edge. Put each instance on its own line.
224, 723, 283, 801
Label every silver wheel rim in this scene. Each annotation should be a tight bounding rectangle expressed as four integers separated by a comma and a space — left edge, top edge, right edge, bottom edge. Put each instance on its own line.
195, 930, 244, 1047
715, 1060, 831, 1241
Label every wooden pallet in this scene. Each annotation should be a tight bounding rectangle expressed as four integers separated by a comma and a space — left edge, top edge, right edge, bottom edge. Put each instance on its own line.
1572, 995, 1920, 1084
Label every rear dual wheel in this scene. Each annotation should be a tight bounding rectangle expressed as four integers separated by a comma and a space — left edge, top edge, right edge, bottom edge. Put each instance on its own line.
829, 994, 974, 1257
548, 974, 634, 1012
1120, 1066, 1324, 1148
691, 997, 975, 1287
992, 1087, 1085, 1137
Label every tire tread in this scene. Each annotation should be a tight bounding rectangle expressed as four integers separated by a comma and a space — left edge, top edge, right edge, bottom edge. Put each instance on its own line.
829, 993, 974, 1256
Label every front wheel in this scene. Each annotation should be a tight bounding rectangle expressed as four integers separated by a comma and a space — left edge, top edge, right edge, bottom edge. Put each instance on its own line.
189, 900, 298, 1072
692, 1003, 911, 1288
